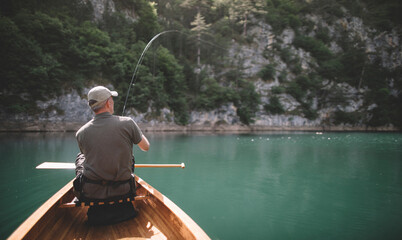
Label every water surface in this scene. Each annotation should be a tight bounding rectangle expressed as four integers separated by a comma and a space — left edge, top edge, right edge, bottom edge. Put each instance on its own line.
0, 132, 401, 239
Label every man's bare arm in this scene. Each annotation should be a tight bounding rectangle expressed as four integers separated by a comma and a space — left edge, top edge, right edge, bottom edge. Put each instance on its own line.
138, 134, 150, 152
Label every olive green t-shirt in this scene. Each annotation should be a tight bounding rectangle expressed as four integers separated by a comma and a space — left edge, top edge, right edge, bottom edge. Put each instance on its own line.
76, 112, 142, 199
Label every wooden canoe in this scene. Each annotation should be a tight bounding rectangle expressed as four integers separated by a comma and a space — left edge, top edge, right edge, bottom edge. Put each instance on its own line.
8, 175, 210, 240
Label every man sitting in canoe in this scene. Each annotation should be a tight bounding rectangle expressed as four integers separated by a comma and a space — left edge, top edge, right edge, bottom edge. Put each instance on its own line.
74, 86, 150, 225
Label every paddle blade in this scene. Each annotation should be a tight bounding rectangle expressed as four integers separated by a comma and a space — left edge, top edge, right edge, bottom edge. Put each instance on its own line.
36, 162, 75, 169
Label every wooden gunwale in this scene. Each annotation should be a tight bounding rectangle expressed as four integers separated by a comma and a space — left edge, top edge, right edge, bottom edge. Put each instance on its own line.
8, 175, 210, 240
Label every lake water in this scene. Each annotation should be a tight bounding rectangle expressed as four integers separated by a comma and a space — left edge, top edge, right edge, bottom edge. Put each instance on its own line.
0, 132, 401, 239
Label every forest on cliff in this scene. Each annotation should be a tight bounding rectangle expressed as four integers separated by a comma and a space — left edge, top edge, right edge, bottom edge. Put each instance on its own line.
1, 0, 401, 128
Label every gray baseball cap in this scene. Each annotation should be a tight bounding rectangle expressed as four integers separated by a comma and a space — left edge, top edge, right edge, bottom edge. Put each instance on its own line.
88, 86, 118, 107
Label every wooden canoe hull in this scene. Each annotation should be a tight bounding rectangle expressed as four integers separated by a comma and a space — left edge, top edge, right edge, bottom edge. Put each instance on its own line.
8, 175, 210, 240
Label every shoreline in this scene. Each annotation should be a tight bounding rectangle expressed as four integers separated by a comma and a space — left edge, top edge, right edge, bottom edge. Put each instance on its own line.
0, 121, 399, 133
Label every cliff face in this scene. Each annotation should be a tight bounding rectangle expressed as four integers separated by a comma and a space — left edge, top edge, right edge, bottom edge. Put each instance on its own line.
227, 15, 401, 130
1, 0, 400, 132
190, 9, 400, 131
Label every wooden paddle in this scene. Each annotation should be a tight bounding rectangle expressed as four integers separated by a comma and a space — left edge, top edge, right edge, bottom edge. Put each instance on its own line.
36, 162, 185, 169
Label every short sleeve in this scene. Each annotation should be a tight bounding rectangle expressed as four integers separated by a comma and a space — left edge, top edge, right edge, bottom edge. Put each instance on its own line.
130, 119, 143, 144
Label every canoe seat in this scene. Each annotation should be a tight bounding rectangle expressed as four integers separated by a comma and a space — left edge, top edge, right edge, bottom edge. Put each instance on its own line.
60, 195, 150, 208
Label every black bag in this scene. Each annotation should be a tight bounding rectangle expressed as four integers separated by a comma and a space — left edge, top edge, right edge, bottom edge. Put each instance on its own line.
73, 173, 83, 198
87, 202, 137, 225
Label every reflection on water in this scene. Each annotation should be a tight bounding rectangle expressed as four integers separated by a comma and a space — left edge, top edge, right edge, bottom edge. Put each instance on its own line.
1, 132, 402, 239
0, 133, 77, 239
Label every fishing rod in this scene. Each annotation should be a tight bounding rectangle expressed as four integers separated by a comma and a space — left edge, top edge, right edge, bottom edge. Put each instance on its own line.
121, 30, 227, 116
122, 30, 179, 116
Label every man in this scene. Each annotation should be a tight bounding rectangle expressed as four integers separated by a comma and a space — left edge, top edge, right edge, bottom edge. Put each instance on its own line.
74, 86, 150, 225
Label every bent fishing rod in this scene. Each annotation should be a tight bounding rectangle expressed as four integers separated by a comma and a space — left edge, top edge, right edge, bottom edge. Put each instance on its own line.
122, 30, 179, 116
121, 30, 227, 116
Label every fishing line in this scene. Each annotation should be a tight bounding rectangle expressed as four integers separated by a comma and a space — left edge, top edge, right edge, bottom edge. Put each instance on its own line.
122, 30, 227, 115
122, 30, 178, 115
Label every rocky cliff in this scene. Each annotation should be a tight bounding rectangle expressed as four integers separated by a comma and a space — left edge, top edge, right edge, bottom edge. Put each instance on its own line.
1, 0, 400, 132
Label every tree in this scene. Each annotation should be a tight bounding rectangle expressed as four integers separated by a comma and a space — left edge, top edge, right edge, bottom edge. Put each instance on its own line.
156, 47, 189, 125
265, 96, 285, 114
190, 12, 210, 66
227, 0, 267, 36
180, 0, 210, 14
133, 0, 161, 42
235, 79, 260, 124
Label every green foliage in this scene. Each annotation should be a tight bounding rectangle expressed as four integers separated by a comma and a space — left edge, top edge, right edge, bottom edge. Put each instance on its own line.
284, 74, 321, 120
293, 35, 333, 62
277, 71, 288, 83
277, 46, 303, 75
301, 102, 318, 120
195, 77, 235, 111
393, 95, 402, 129
212, 17, 233, 38
279, 47, 293, 63
286, 81, 304, 102
265, 13, 287, 34
156, 47, 189, 125
291, 63, 303, 75
234, 79, 260, 125
75, 21, 111, 75
0, 0, 94, 21
271, 86, 286, 94
302, 0, 345, 22
0, 13, 67, 102
315, 27, 331, 44
100, 12, 136, 46
258, 64, 276, 81
288, 14, 302, 28
0, 0, 176, 118
132, 0, 161, 42
333, 110, 362, 125
361, 60, 391, 90
1, 8, 111, 112
285, 75, 320, 102
303, 0, 402, 31
368, 108, 390, 127
296, 75, 319, 90
264, 96, 285, 114
226, 0, 267, 36
365, 87, 395, 127
265, 0, 302, 33
320, 85, 349, 108
338, 47, 366, 86
318, 58, 343, 81
345, 0, 402, 30
2, 0, 402, 128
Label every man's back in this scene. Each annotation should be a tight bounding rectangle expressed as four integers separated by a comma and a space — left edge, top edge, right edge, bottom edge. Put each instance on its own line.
76, 112, 143, 199
73, 86, 149, 225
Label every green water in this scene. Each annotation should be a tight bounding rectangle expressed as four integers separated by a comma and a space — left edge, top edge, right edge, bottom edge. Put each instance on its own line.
1, 132, 401, 239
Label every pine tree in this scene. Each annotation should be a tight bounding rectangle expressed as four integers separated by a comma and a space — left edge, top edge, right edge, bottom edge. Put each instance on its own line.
190, 12, 210, 66
180, 0, 210, 12
227, 0, 267, 36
